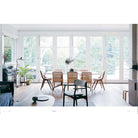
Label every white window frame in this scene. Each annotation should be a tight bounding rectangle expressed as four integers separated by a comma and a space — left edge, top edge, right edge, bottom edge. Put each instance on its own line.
19, 31, 129, 83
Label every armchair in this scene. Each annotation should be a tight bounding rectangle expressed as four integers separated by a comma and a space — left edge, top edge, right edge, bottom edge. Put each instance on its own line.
63, 79, 88, 106
0, 81, 14, 106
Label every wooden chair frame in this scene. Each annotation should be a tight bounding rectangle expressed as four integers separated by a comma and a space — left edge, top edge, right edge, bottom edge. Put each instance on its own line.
40, 71, 53, 91
80, 72, 92, 91
92, 71, 105, 90
67, 72, 78, 91
52, 71, 63, 91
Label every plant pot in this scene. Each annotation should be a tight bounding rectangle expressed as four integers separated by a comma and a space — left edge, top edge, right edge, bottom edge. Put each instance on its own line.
20, 77, 26, 82
26, 80, 30, 85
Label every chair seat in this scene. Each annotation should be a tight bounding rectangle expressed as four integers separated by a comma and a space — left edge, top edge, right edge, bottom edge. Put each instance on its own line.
93, 78, 101, 81
65, 90, 83, 96
45, 78, 52, 80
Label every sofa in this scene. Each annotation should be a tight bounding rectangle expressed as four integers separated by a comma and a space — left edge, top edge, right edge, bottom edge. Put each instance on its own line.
0, 81, 14, 106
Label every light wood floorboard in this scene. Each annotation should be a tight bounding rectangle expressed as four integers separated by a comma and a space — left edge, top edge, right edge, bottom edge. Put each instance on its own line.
14, 83, 130, 106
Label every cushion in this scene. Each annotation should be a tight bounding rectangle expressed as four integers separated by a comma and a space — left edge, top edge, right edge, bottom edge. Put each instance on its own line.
65, 90, 83, 96
0, 85, 10, 93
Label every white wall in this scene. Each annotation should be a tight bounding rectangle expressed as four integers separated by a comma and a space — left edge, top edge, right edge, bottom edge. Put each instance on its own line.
2, 24, 18, 39
0, 24, 18, 81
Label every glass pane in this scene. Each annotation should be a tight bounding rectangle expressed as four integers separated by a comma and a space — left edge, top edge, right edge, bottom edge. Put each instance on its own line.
123, 36, 129, 80
73, 37, 86, 47
40, 37, 53, 47
90, 37, 103, 74
40, 48, 53, 73
24, 37, 36, 79
124, 69, 129, 80
57, 37, 69, 47
4, 36, 12, 62
106, 37, 119, 80
73, 37, 86, 70
40, 37, 53, 74
57, 48, 69, 71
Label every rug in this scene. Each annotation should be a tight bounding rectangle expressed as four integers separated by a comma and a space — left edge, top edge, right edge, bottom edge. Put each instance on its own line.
54, 100, 95, 106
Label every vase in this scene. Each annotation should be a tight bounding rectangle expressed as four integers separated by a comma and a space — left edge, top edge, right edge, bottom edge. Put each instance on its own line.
20, 76, 26, 82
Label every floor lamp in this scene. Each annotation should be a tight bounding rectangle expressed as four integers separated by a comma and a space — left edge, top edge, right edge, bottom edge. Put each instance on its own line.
65, 57, 74, 73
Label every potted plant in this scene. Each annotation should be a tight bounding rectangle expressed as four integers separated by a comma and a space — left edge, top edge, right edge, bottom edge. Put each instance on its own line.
17, 65, 30, 82
26, 74, 34, 85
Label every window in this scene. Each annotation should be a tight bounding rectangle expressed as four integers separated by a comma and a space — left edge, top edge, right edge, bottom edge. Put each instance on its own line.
90, 37, 103, 74
57, 37, 69, 71
4, 36, 12, 62
106, 36, 120, 80
24, 36, 36, 79
22, 32, 129, 83
73, 37, 86, 70
40, 37, 53, 73
123, 36, 129, 80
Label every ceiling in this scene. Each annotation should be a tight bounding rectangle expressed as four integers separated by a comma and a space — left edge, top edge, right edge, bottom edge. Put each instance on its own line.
11, 24, 129, 31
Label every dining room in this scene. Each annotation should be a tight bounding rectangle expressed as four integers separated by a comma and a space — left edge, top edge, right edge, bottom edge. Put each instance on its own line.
0, 24, 132, 106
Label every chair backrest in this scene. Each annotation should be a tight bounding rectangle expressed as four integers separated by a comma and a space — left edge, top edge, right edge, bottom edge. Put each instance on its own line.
52, 71, 63, 82
67, 72, 78, 83
100, 71, 105, 80
74, 79, 87, 88
40, 70, 46, 79
81, 72, 92, 83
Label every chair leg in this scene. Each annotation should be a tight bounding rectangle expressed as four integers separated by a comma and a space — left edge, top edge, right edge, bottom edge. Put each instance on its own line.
73, 99, 75, 106
124, 92, 126, 101
76, 99, 78, 106
62, 82, 63, 92
67, 83, 69, 91
86, 98, 88, 106
101, 81, 105, 90
90, 83, 92, 91
63, 94, 65, 106
92, 81, 95, 89
52, 82, 55, 93
40, 79, 45, 90
47, 80, 53, 91
92, 81, 97, 90
99, 81, 103, 88
94, 81, 98, 90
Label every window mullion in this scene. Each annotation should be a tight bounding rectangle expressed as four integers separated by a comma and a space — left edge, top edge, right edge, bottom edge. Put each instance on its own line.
70, 35, 73, 68
120, 35, 124, 81
103, 35, 107, 82
86, 36, 90, 71
36, 35, 40, 82
53, 36, 57, 70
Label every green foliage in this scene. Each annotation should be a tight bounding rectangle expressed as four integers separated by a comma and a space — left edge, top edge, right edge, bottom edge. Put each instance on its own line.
73, 38, 86, 69
4, 48, 11, 62
4, 36, 12, 62
26, 73, 34, 82
17, 65, 30, 77
24, 37, 36, 66
90, 37, 103, 74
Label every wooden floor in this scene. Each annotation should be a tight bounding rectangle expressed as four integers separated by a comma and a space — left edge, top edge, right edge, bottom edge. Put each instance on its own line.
14, 83, 130, 106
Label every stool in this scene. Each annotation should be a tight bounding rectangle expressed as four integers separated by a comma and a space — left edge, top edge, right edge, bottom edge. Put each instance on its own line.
123, 90, 128, 101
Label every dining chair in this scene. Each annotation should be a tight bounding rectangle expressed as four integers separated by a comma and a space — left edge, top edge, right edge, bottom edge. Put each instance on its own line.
80, 72, 92, 91
67, 72, 78, 91
63, 79, 88, 106
92, 71, 105, 90
40, 70, 53, 90
52, 71, 63, 91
